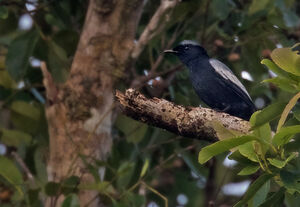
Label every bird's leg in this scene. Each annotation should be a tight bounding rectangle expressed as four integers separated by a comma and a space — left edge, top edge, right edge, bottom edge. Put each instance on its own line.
212, 105, 231, 113
222, 105, 231, 112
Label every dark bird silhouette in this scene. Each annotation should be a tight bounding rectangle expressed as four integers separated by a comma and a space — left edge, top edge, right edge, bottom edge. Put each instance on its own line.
164, 40, 256, 120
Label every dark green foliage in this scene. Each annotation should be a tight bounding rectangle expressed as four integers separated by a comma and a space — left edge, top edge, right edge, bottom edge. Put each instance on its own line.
45, 182, 60, 197
6, 30, 39, 81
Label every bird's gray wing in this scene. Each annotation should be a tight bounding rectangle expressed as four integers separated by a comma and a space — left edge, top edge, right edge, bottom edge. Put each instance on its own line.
209, 58, 252, 100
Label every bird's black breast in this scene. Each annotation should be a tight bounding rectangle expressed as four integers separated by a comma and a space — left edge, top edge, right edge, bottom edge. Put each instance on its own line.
186, 58, 255, 120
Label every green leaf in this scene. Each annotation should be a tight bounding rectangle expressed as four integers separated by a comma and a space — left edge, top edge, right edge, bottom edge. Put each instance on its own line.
10, 101, 40, 121
53, 30, 79, 57
249, 110, 260, 126
212, 0, 236, 20
117, 161, 135, 188
259, 187, 285, 207
287, 151, 298, 164
61, 176, 80, 195
198, 135, 258, 164
210, 120, 243, 140
0, 11, 18, 36
228, 150, 255, 165
45, 182, 60, 196
256, 127, 271, 155
263, 77, 299, 93
79, 181, 115, 195
248, 0, 271, 15
270, 46, 300, 76
62, 194, 80, 207
294, 109, 300, 121
267, 152, 297, 168
284, 189, 300, 206
126, 192, 145, 207
182, 151, 208, 177
280, 170, 300, 193
250, 102, 287, 129
140, 159, 149, 178
234, 173, 274, 207
0, 6, 8, 19
0, 156, 23, 197
115, 115, 148, 143
239, 142, 259, 162
10, 110, 41, 134
277, 92, 300, 132
117, 162, 135, 176
250, 111, 271, 155
250, 180, 270, 207
47, 40, 70, 83
261, 59, 298, 79
28, 188, 42, 207
6, 30, 39, 81
238, 165, 260, 175
0, 128, 32, 147
118, 191, 145, 207
0, 70, 16, 89
34, 148, 48, 184
273, 125, 300, 146
267, 159, 285, 169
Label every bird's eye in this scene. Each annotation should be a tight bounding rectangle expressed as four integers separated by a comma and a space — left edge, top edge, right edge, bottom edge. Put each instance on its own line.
184, 46, 189, 50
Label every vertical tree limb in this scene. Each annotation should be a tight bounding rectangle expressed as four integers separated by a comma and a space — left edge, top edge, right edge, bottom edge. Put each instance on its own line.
44, 1, 144, 206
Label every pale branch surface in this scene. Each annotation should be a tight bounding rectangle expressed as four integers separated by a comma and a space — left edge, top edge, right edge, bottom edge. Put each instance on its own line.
40, 62, 57, 103
116, 89, 251, 142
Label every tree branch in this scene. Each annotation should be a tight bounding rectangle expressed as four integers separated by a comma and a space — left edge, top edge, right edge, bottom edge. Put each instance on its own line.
40, 61, 57, 103
131, 0, 179, 59
116, 89, 251, 142
11, 151, 35, 185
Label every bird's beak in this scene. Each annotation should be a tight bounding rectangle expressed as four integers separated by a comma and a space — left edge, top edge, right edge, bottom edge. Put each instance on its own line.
164, 49, 178, 54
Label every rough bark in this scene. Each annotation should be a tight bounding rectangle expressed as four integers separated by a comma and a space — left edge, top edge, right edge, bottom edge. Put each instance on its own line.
44, 1, 144, 206
116, 89, 251, 142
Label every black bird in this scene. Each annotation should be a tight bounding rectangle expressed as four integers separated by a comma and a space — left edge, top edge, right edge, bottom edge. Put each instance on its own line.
164, 40, 256, 120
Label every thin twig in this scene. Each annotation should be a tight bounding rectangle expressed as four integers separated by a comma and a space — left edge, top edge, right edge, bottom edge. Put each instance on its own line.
130, 6, 203, 89
148, 145, 195, 177
143, 136, 182, 151
142, 181, 168, 207
11, 151, 35, 184
131, 0, 179, 60
200, 0, 211, 45
40, 62, 58, 103
131, 64, 183, 88
149, 22, 183, 74
204, 158, 216, 206
213, 166, 229, 203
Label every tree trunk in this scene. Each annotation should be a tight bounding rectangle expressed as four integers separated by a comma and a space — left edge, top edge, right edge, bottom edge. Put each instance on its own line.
45, 1, 144, 206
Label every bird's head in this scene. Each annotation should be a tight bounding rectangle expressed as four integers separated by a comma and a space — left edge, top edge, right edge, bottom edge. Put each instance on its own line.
164, 40, 209, 63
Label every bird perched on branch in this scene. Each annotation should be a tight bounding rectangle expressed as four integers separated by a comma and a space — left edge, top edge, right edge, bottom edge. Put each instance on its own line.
164, 40, 256, 120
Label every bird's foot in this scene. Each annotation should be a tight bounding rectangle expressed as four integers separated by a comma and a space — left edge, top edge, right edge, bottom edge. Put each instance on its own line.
222, 105, 231, 112
213, 105, 231, 113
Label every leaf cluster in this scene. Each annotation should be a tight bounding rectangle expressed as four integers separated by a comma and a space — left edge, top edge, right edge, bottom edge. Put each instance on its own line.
199, 45, 300, 206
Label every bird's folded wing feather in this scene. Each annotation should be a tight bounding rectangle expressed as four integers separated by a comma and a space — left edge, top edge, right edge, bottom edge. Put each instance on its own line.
209, 58, 252, 101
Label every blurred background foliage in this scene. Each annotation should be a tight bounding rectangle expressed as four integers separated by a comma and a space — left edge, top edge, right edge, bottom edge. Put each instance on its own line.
0, 0, 300, 206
